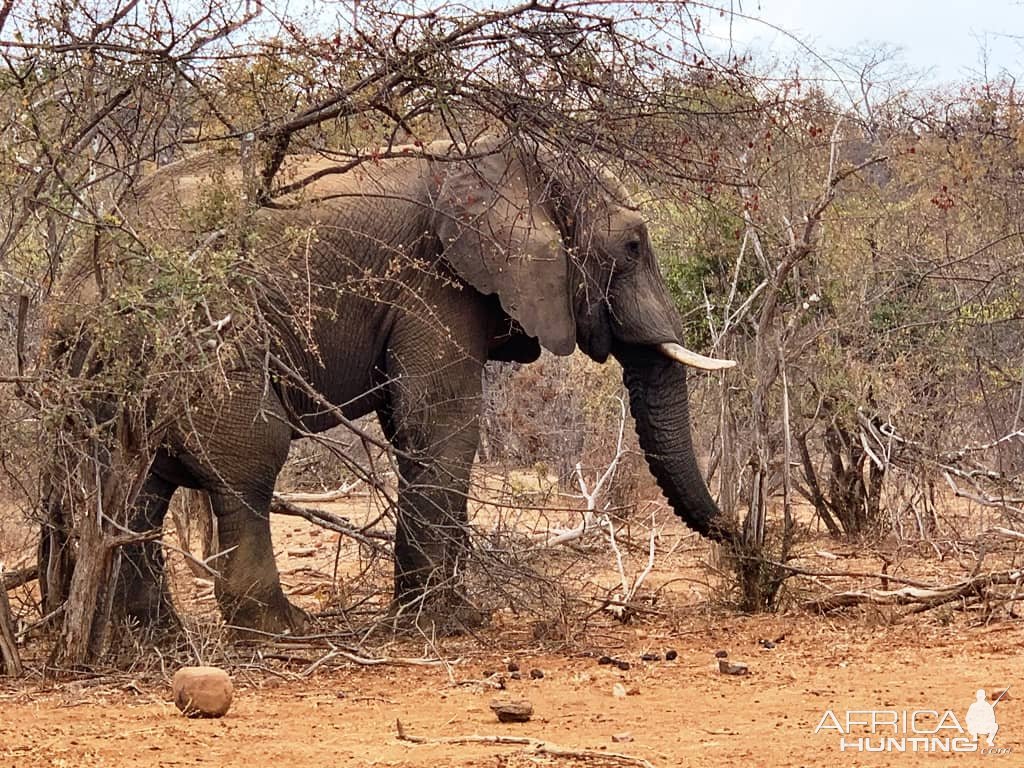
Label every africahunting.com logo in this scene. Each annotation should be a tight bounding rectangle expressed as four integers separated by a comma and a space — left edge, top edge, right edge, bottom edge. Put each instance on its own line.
815, 687, 1012, 755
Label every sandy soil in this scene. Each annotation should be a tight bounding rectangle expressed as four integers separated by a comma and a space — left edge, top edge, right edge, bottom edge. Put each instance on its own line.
1, 486, 1022, 767
0, 614, 1021, 767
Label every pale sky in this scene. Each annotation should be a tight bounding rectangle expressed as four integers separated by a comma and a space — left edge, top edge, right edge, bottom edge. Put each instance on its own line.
702, 0, 1024, 87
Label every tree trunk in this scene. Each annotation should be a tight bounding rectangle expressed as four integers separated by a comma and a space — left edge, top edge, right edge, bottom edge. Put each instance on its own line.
0, 572, 23, 677
52, 511, 114, 669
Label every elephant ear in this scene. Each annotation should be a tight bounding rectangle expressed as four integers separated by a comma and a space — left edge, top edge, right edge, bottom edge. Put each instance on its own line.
429, 142, 576, 355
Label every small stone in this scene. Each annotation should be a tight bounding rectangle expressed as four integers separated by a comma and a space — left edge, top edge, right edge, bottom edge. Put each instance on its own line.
612, 732, 634, 743
717, 659, 749, 676
612, 683, 627, 699
615, 660, 631, 671
714, 650, 728, 659
529, 668, 544, 679
597, 655, 614, 665
510, 671, 522, 680
665, 649, 678, 661
641, 653, 661, 662
172, 666, 233, 718
759, 639, 776, 650
489, 698, 533, 723
507, 661, 520, 673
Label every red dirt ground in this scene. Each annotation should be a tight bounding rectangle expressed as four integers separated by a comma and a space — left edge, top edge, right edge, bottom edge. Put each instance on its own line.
2, 605, 1022, 766
1, 491, 1022, 767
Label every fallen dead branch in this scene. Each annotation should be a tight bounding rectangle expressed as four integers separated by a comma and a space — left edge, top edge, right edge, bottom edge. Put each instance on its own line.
775, 561, 935, 589
603, 510, 658, 622
2, 564, 37, 590
395, 719, 657, 768
274, 480, 365, 503
270, 497, 392, 551
304, 648, 453, 673
804, 569, 1024, 613
981, 526, 1024, 543
242, 636, 453, 672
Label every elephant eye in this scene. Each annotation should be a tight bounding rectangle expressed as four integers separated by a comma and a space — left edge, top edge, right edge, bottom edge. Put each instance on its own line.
625, 239, 642, 259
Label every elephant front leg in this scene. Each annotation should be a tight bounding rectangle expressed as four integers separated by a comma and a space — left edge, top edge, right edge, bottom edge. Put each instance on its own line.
393, 454, 489, 632
383, 288, 492, 631
394, 456, 473, 604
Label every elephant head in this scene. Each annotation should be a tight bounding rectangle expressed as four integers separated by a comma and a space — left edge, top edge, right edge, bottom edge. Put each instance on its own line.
425, 137, 736, 543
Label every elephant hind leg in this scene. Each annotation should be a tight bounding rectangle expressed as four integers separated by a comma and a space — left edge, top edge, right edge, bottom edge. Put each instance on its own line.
209, 485, 307, 636
187, 383, 306, 636
115, 472, 180, 631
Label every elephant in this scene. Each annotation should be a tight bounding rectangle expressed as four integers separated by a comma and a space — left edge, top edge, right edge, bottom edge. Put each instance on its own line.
41, 135, 736, 636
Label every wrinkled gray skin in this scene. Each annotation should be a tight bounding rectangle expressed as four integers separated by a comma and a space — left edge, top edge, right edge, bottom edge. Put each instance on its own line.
43, 138, 734, 635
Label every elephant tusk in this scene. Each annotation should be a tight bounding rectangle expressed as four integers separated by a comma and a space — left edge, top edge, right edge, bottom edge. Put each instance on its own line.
657, 342, 737, 371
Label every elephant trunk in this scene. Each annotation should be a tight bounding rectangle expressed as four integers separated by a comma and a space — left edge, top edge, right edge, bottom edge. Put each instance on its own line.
616, 345, 734, 544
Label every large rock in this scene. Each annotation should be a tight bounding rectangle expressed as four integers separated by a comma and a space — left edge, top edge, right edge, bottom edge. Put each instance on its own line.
173, 666, 234, 718
489, 698, 533, 723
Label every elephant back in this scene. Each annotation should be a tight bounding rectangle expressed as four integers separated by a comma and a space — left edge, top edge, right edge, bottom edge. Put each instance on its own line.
127, 148, 246, 247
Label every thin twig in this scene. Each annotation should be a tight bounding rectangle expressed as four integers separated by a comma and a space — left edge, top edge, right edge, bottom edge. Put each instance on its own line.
395, 720, 657, 768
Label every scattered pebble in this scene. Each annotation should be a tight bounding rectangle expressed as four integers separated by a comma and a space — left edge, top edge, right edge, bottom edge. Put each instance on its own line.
529, 668, 544, 679
759, 639, 776, 650
597, 655, 614, 666
615, 660, 631, 671
612, 683, 628, 699
612, 732, 634, 743
714, 650, 729, 659
665, 649, 678, 661
172, 666, 233, 718
510, 671, 522, 680
641, 653, 661, 662
717, 659, 749, 676
507, 661, 520, 673
490, 698, 533, 723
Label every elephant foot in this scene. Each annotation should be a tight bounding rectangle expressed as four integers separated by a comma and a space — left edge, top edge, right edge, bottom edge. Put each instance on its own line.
117, 575, 183, 637
107, 596, 186, 654
219, 589, 308, 638
391, 587, 490, 636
